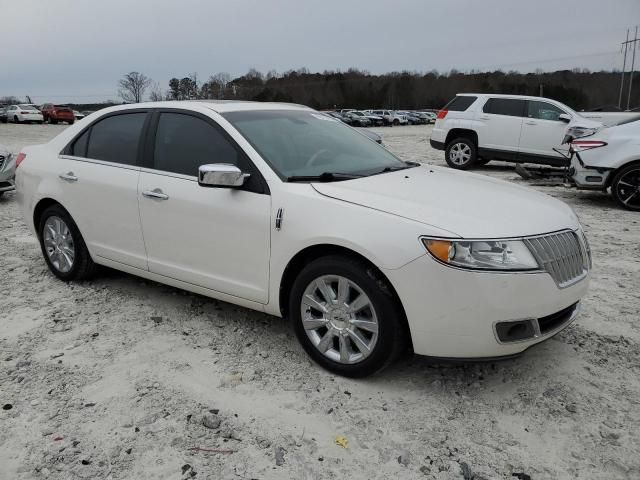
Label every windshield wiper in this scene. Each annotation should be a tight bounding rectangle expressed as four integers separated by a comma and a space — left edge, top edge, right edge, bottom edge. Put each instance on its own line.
287, 172, 364, 182
370, 162, 420, 176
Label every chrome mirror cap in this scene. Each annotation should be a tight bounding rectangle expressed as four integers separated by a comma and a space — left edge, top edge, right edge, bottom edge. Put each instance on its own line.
198, 164, 250, 188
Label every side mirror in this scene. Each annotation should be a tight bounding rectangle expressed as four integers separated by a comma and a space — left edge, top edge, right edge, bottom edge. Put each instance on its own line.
558, 113, 571, 123
198, 164, 250, 188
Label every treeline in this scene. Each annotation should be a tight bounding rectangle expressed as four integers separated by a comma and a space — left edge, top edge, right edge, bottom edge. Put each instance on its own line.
159, 68, 637, 111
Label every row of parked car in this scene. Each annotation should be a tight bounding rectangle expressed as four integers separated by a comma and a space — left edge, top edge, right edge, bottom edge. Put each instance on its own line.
325, 109, 436, 127
0, 104, 92, 124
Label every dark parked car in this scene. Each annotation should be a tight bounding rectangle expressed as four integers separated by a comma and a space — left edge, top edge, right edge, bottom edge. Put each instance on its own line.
0, 106, 8, 123
41, 104, 75, 124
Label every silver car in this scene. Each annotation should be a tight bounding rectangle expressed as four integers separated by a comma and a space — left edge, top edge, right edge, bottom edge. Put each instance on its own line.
0, 145, 16, 197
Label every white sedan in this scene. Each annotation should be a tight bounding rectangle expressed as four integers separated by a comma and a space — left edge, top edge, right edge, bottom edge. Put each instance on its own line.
569, 119, 640, 211
15, 101, 591, 377
5, 104, 44, 124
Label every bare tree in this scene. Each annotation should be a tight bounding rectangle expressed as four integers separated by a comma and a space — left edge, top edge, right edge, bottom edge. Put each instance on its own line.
148, 82, 164, 102
118, 72, 152, 103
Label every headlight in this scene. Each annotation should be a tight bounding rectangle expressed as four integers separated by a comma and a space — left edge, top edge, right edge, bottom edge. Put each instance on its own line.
422, 238, 539, 271
566, 126, 599, 139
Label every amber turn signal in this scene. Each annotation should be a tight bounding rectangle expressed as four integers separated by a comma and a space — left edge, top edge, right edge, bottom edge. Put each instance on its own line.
422, 239, 453, 263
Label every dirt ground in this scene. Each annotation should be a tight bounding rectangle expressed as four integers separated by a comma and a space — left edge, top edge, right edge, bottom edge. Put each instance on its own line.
1, 123, 639, 480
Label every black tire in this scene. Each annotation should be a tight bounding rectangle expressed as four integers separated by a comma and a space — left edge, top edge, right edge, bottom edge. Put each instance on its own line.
289, 255, 408, 377
0, 192, 4, 198
393, 119, 399, 126
38, 204, 96, 281
68, 120, 74, 125
13, 115, 20, 124
610, 162, 640, 211
445, 137, 477, 170
50, 118, 58, 125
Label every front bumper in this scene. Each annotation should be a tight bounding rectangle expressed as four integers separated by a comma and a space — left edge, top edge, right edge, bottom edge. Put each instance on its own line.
384, 254, 589, 358
0, 154, 16, 192
430, 139, 445, 150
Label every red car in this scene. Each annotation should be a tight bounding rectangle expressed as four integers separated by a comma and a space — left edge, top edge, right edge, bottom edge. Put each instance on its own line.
41, 104, 75, 124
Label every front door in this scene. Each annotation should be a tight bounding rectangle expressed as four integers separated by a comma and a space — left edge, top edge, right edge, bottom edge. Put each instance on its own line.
137, 111, 271, 303
518, 100, 570, 162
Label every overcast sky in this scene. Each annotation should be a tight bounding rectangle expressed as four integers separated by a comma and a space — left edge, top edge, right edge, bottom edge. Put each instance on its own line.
2, 0, 639, 103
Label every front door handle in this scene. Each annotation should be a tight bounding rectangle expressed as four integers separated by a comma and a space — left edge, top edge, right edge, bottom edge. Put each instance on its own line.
59, 172, 78, 182
142, 188, 169, 200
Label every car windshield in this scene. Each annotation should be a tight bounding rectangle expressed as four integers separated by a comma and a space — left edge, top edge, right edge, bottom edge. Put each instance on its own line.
18, 105, 38, 111
223, 110, 408, 180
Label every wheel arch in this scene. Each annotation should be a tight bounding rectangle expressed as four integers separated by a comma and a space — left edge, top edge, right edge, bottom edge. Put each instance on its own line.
604, 158, 640, 188
33, 198, 68, 234
445, 128, 478, 147
278, 243, 412, 349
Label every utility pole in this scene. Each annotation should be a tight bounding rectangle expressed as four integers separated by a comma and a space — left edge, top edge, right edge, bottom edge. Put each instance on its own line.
619, 29, 629, 109
626, 25, 638, 110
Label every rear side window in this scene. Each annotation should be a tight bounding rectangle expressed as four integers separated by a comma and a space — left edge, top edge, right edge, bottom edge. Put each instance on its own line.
153, 112, 239, 176
70, 129, 89, 157
527, 101, 565, 121
443, 96, 477, 111
86, 113, 146, 165
483, 98, 526, 117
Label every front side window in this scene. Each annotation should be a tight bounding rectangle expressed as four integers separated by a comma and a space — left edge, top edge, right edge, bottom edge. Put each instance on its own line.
527, 101, 565, 121
483, 98, 526, 117
153, 113, 238, 177
223, 110, 407, 179
86, 113, 146, 165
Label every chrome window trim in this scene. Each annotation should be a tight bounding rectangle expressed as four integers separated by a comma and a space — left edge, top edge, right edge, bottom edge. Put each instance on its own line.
59, 155, 141, 172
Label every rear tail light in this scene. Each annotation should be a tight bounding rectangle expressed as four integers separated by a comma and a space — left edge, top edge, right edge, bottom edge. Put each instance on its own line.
436, 109, 448, 120
570, 140, 607, 153
15, 152, 27, 168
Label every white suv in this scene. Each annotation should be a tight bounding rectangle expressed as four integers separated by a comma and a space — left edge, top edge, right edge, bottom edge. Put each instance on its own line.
430, 94, 602, 169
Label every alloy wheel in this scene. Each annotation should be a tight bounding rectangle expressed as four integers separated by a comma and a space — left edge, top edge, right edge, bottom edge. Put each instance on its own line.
43, 216, 75, 273
449, 142, 472, 165
300, 275, 379, 364
615, 167, 640, 209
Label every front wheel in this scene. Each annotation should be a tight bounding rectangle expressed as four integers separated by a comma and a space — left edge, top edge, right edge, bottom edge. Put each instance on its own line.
13, 116, 21, 124
445, 137, 477, 170
38, 205, 96, 280
289, 255, 407, 377
611, 163, 640, 211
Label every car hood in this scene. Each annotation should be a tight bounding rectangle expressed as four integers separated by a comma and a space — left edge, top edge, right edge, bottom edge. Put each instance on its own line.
311, 165, 580, 238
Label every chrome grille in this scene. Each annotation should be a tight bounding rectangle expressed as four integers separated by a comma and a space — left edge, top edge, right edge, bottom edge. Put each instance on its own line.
0, 155, 5, 170
524, 231, 589, 288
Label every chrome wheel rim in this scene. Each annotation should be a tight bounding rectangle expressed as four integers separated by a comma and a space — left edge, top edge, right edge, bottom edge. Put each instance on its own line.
300, 275, 379, 364
43, 216, 75, 273
449, 143, 471, 165
616, 168, 640, 208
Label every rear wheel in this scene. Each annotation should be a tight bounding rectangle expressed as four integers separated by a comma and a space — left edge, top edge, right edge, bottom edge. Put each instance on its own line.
13, 115, 20, 124
611, 163, 640, 211
289, 255, 407, 377
445, 137, 477, 170
50, 118, 58, 124
38, 205, 96, 280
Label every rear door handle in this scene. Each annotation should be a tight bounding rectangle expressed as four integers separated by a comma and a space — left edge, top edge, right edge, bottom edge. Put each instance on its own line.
59, 172, 78, 182
142, 188, 169, 200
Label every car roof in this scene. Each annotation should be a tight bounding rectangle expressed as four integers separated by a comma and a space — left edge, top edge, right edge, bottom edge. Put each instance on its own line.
456, 93, 564, 102
102, 100, 312, 114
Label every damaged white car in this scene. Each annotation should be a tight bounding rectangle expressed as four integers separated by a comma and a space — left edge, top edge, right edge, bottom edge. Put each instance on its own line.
569, 119, 640, 211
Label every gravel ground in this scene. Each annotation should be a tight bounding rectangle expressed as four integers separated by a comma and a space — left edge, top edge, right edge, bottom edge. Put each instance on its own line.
1, 123, 639, 480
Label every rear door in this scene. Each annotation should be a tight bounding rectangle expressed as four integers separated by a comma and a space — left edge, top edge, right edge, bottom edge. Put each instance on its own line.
476, 98, 526, 156
58, 111, 149, 269
518, 100, 570, 162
